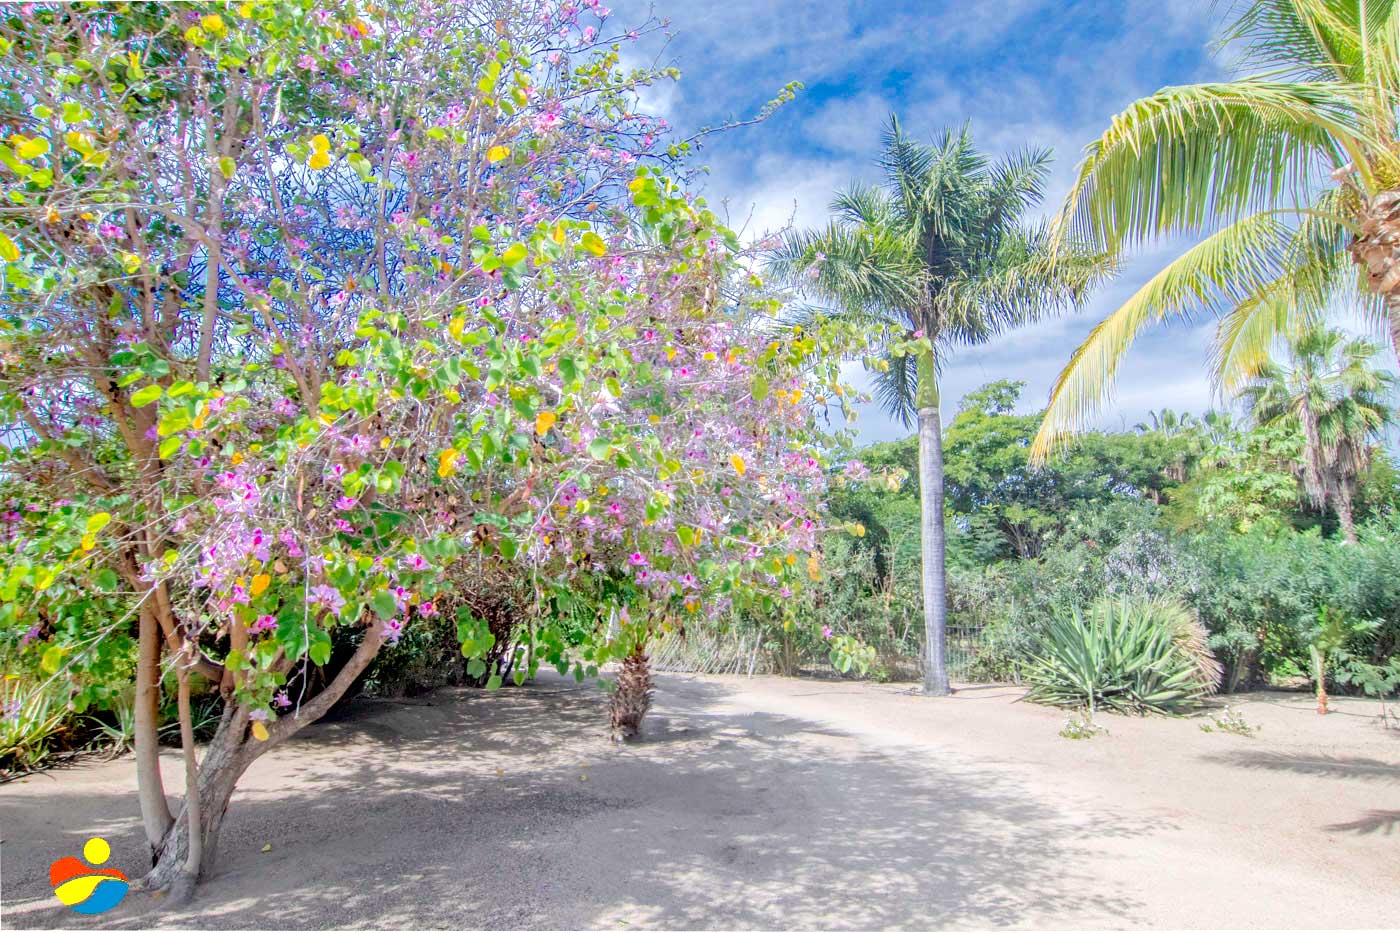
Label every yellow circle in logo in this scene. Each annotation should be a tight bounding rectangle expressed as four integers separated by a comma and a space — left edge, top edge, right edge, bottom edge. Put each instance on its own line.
82, 837, 110, 866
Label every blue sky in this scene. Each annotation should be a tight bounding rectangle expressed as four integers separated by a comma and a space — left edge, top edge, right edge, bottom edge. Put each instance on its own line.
619, 0, 1394, 444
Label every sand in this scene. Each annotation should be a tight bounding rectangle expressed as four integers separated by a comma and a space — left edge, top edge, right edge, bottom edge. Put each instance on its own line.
1, 672, 1397, 930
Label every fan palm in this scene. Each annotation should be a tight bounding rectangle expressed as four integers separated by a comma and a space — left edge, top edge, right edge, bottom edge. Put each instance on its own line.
771, 116, 1108, 695
1032, 0, 1400, 459
1238, 324, 1395, 540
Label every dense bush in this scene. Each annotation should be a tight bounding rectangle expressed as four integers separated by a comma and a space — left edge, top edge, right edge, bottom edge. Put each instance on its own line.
802, 388, 1400, 695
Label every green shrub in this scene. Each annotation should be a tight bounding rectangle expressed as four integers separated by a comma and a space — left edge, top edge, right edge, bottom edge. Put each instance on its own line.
1025, 597, 1219, 715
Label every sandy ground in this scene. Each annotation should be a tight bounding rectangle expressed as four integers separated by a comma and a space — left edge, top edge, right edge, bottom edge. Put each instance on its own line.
1, 672, 1398, 930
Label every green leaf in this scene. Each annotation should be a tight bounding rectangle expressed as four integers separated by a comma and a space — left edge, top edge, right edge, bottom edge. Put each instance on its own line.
41, 645, 65, 674
308, 630, 332, 666
158, 436, 182, 459
217, 156, 236, 179
370, 590, 398, 619
751, 374, 769, 401
501, 242, 527, 266
129, 384, 163, 407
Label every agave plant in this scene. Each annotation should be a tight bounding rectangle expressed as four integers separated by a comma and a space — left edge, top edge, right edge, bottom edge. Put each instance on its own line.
1026, 597, 1220, 716
0, 678, 70, 772
89, 690, 137, 758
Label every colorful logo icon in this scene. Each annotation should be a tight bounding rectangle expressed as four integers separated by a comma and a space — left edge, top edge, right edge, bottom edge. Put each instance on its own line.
50, 837, 129, 915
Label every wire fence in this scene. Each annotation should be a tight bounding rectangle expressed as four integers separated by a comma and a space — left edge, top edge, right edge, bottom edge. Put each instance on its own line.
649, 621, 989, 683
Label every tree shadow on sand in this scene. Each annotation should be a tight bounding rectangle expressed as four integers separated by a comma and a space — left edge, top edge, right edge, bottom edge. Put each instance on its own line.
1199, 749, 1400, 783
4, 674, 1149, 930
1324, 809, 1400, 836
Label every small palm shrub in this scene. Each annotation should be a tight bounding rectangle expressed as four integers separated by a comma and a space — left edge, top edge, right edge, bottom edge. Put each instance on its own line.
1026, 597, 1219, 715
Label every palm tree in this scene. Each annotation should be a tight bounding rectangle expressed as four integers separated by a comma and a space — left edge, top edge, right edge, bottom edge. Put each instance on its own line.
772, 117, 1107, 695
1134, 409, 1192, 435
1032, 0, 1400, 459
1238, 324, 1395, 541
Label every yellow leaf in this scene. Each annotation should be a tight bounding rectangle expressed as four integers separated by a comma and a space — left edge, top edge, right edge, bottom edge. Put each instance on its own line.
250, 573, 270, 597
730, 454, 746, 476
535, 410, 557, 436
0, 232, 19, 262
437, 448, 460, 478
81, 533, 97, 551
310, 133, 331, 152
380, 437, 392, 449
807, 555, 822, 582
231, 451, 244, 465
487, 145, 510, 163
201, 13, 225, 33
448, 315, 466, 341
250, 720, 269, 742
16, 137, 49, 160
308, 150, 330, 170
580, 231, 607, 256
551, 223, 566, 244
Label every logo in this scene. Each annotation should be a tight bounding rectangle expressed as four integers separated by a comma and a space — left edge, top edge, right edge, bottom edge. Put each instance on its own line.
50, 837, 130, 915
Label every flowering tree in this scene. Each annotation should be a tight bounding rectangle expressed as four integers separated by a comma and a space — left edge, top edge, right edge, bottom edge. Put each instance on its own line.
0, 0, 848, 901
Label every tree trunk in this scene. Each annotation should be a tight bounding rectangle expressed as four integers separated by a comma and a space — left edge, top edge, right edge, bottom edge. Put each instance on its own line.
134, 603, 173, 860
1348, 190, 1400, 368
143, 704, 250, 903
610, 642, 653, 741
176, 652, 203, 886
1336, 483, 1358, 544
141, 625, 385, 901
916, 350, 950, 697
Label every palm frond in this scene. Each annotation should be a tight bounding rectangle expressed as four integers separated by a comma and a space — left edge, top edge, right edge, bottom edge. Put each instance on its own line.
1054, 78, 1369, 253
1033, 209, 1305, 460
871, 350, 921, 427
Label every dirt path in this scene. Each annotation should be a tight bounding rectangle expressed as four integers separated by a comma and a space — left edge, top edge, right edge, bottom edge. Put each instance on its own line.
2, 673, 1397, 929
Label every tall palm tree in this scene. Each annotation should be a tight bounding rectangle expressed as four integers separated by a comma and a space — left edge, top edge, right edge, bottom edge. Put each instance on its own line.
1238, 324, 1395, 541
772, 117, 1107, 694
1032, 0, 1400, 459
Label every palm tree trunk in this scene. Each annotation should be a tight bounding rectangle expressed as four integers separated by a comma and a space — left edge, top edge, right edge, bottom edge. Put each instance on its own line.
916, 350, 950, 696
1336, 483, 1358, 544
1349, 190, 1400, 368
610, 641, 653, 741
